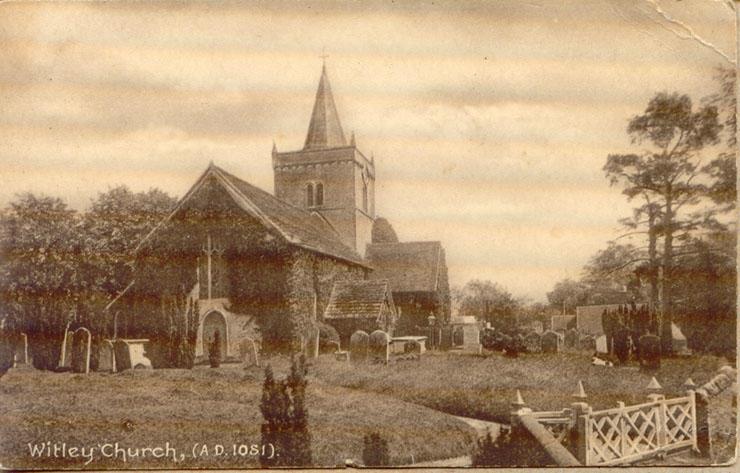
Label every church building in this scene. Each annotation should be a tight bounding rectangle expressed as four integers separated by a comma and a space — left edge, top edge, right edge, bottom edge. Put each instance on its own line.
110, 65, 450, 362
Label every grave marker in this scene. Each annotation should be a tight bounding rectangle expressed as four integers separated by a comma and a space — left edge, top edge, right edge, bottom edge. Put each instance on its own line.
369, 330, 390, 364
58, 329, 74, 369
71, 327, 91, 374
98, 339, 116, 372
541, 330, 561, 353
524, 332, 542, 353
240, 338, 260, 367
461, 324, 481, 354
349, 330, 369, 363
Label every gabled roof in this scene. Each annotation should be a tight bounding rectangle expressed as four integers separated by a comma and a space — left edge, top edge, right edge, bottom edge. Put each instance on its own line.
366, 241, 443, 293
135, 163, 366, 267
324, 279, 394, 320
304, 65, 347, 150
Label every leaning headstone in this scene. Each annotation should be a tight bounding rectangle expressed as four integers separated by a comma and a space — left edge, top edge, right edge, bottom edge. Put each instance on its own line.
71, 327, 91, 374
239, 338, 260, 367
461, 324, 482, 354
524, 332, 542, 353
639, 334, 661, 370
58, 330, 74, 369
98, 339, 116, 372
541, 330, 561, 354
564, 328, 578, 349
368, 330, 390, 364
349, 330, 369, 363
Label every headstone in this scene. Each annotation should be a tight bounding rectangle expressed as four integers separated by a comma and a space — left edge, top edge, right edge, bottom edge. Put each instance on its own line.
452, 327, 464, 346
71, 328, 91, 374
58, 330, 74, 368
349, 330, 369, 363
98, 339, 116, 372
13, 333, 28, 365
639, 334, 661, 370
541, 330, 561, 354
368, 330, 390, 364
480, 327, 496, 350
595, 335, 608, 354
524, 332, 542, 353
440, 326, 453, 350
113, 340, 131, 371
239, 338, 260, 367
564, 328, 578, 349
579, 334, 596, 351
461, 324, 481, 354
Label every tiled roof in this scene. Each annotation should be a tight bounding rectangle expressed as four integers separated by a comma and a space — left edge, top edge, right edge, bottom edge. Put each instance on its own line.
304, 65, 347, 150
366, 241, 442, 293
324, 279, 393, 320
135, 164, 366, 267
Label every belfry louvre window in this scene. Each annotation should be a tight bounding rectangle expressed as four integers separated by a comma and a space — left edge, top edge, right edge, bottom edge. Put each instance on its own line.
306, 182, 324, 207
315, 183, 324, 206
199, 233, 227, 299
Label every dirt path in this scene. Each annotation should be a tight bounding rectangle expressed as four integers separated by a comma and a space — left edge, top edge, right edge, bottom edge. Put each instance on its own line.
412, 415, 501, 467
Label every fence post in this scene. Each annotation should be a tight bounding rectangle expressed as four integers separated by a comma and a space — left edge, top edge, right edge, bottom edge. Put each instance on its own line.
694, 388, 711, 457
617, 401, 627, 458
571, 402, 590, 465
648, 394, 666, 449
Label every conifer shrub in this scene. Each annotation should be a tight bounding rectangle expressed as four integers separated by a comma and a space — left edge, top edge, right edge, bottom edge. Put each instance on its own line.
208, 331, 221, 368
362, 432, 390, 466
260, 355, 312, 467
472, 427, 519, 467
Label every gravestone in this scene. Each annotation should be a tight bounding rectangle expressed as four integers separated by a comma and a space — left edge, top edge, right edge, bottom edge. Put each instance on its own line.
14, 333, 29, 365
614, 328, 631, 364
71, 328, 91, 374
541, 330, 561, 354
579, 334, 596, 352
98, 339, 116, 372
113, 340, 131, 371
595, 335, 608, 354
239, 338, 260, 367
349, 330, 369, 363
452, 327, 464, 346
524, 332, 542, 353
564, 328, 578, 349
368, 330, 390, 364
461, 324, 482, 354
58, 330, 74, 369
639, 334, 661, 370
440, 326, 453, 351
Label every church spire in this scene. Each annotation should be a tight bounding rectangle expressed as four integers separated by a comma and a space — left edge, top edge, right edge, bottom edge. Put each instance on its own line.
303, 64, 347, 150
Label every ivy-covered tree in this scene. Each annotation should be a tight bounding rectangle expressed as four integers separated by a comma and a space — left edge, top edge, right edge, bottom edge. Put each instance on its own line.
0, 194, 81, 370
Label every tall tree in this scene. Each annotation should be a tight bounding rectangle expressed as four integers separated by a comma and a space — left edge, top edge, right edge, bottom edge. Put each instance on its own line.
459, 280, 519, 329
604, 92, 722, 353
546, 278, 589, 314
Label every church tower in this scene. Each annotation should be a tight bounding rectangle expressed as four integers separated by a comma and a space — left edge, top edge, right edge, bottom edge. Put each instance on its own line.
273, 65, 375, 255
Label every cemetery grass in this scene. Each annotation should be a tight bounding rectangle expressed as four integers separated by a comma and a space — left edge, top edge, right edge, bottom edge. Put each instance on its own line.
0, 362, 476, 469
311, 351, 735, 462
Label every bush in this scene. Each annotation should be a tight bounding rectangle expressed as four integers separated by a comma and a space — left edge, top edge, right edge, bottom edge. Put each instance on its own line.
613, 328, 630, 365
260, 355, 312, 467
317, 322, 340, 354
472, 427, 518, 467
362, 432, 390, 466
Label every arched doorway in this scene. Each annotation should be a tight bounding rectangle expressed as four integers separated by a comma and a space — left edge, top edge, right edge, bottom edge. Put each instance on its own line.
202, 311, 228, 360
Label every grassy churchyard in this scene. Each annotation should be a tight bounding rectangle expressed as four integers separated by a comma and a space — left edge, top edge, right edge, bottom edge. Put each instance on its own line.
0, 350, 735, 469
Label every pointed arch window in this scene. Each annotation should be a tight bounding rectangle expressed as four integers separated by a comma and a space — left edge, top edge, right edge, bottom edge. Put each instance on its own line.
315, 183, 324, 206
306, 183, 314, 207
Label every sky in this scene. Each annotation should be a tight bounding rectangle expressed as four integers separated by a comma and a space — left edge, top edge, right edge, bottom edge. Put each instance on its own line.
0, 0, 735, 302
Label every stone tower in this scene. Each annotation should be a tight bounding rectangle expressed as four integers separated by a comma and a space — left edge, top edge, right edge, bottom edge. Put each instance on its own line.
273, 65, 375, 255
